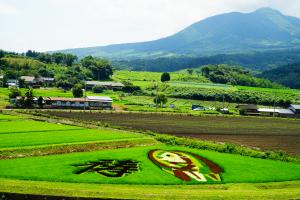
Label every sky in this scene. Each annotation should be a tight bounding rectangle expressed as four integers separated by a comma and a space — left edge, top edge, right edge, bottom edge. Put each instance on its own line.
1, 0, 300, 53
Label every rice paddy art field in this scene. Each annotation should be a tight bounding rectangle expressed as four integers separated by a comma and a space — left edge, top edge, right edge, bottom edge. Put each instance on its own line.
0, 113, 300, 199
1, 145, 300, 185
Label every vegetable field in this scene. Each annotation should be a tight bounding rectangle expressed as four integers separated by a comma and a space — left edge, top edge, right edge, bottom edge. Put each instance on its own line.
42, 111, 300, 155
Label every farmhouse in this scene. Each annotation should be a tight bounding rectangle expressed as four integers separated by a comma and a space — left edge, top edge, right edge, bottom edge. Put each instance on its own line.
258, 108, 295, 117
44, 96, 112, 109
20, 76, 54, 87
86, 81, 124, 90
236, 104, 259, 115
20, 76, 40, 85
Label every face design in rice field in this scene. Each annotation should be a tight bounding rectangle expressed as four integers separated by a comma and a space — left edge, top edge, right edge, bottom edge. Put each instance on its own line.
148, 150, 223, 182
73, 160, 139, 177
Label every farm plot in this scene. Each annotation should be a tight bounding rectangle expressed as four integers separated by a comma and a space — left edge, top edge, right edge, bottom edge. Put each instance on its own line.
0, 145, 299, 185
43, 111, 300, 155
0, 114, 146, 149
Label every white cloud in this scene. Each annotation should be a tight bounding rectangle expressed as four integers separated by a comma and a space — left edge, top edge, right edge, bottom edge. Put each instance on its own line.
1, 0, 300, 52
0, 2, 19, 16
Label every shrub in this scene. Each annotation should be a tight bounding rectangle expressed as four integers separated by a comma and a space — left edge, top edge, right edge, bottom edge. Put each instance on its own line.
92, 85, 106, 93
8, 87, 22, 99
161, 72, 170, 82
122, 85, 141, 93
153, 92, 168, 107
72, 84, 83, 97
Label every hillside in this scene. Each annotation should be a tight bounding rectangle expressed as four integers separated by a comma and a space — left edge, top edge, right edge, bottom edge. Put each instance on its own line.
260, 63, 300, 89
112, 49, 300, 71
60, 8, 300, 59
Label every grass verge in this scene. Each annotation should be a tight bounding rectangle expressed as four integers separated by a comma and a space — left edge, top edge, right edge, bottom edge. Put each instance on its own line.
0, 178, 300, 199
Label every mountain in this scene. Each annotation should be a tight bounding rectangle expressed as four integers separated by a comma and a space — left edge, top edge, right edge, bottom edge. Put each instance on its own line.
59, 7, 300, 59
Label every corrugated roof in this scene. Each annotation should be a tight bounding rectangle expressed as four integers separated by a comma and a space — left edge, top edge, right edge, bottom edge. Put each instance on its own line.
45, 97, 112, 102
86, 81, 124, 87
20, 76, 35, 82
258, 108, 276, 112
236, 104, 258, 109
258, 108, 294, 114
111, 82, 124, 87
41, 77, 54, 81
276, 109, 294, 114
87, 96, 112, 102
290, 104, 300, 109
46, 97, 86, 102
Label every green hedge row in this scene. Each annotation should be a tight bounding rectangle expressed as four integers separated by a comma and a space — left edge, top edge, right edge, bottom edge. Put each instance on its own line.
154, 134, 299, 163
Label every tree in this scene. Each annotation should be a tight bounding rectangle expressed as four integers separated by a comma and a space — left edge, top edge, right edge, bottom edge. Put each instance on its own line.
122, 85, 141, 93
81, 56, 113, 80
187, 69, 194, 75
154, 92, 168, 107
38, 68, 54, 77
201, 66, 210, 76
92, 85, 105, 93
72, 84, 83, 97
1, 75, 7, 87
56, 79, 73, 90
25, 50, 40, 58
18, 78, 27, 88
22, 89, 34, 108
8, 87, 21, 99
64, 54, 78, 66
37, 96, 44, 108
37, 53, 52, 63
161, 72, 170, 82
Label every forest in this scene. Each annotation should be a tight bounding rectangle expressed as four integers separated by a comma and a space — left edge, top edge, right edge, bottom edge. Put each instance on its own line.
0, 50, 113, 89
260, 63, 300, 89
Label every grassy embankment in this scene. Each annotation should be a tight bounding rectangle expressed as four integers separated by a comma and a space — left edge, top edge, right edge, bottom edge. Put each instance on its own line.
1, 178, 299, 199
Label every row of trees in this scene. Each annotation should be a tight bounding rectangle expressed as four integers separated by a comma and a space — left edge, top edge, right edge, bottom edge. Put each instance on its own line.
201, 64, 282, 88
163, 86, 292, 107
25, 50, 77, 67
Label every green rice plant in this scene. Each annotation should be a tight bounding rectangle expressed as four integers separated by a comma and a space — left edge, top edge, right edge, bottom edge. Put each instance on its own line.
0, 145, 300, 185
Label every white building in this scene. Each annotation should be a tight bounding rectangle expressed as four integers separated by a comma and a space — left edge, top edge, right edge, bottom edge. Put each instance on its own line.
86, 81, 124, 90
44, 96, 113, 109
